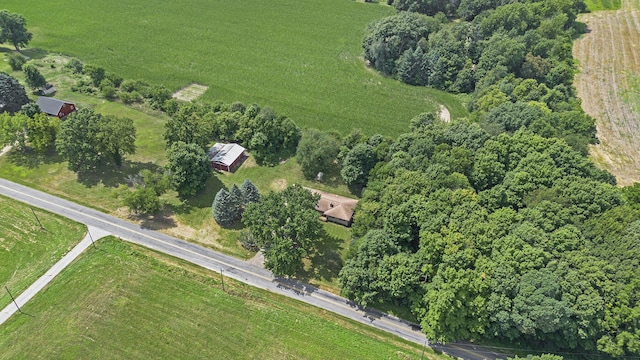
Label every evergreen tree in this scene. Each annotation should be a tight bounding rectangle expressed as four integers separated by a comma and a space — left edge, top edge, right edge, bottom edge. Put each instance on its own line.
241, 179, 261, 204
228, 183, 245, 221
212, 189, 234, 227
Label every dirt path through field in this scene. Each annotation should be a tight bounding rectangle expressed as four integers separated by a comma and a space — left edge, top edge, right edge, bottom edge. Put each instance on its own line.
574, 1, 640, 185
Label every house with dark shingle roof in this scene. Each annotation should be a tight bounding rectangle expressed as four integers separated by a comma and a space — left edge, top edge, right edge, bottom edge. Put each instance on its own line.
36, 97, 76, 119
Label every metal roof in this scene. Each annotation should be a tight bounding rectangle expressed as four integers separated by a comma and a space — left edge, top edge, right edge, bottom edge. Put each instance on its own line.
36, 97, 73, 116
208, 143, 246, 167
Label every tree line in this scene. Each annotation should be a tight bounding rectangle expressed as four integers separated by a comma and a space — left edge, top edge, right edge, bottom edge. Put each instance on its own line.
363, 0, 595, 154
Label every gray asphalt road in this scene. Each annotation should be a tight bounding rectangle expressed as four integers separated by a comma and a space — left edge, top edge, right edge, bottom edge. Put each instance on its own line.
0, 178, 509, 360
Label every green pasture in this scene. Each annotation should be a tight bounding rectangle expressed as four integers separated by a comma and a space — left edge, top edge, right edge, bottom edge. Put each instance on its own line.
2, 0, 466, 136
0, 238, 441, 360
584, 0, 622, 11
0, 195, 86, 309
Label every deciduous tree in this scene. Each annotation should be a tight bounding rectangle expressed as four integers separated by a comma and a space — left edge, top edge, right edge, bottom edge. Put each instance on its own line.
0, 10, 33, 51
296, 129, 340, 179
56, 109, 136, 172
22, 63, 46, 89
0, 73, 29, 114
243, 185, 322, 276
26, 112, 58, 153
166, 141, 210, 197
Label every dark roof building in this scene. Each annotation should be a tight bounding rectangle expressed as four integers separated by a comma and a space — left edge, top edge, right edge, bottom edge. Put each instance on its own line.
36, 97, 76, 119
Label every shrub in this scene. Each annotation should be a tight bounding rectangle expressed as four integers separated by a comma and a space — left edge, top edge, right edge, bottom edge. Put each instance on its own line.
65, 58, 84, 74
101, 86, 117, 99
83, 64, 105, 86
119, 91, 142, 104
8, 54, 26, 71
106, 72, 123, 88
239, 230, 259, 251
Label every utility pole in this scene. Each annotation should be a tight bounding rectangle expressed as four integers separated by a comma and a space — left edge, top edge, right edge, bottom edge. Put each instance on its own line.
30, 208, 44, 231
220, 268, 225, 292
5, 286, 22, 314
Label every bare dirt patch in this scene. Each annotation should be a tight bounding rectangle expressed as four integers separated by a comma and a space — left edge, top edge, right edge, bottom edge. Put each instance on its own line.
0, 146, 11, 157
439, 104, 451, 123
172, 83, 209, 102
574, 1, 640, 185
271, 178, 288, 191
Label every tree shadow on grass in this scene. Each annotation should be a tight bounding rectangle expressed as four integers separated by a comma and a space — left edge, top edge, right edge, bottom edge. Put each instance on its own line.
77, 160, 162, 188
298, 227, 345, 282
311, 162, 346, 189
171, 174, 226, 216
132, 209, 178, 231
20, 48, 48, 60
6, 148, 64, 169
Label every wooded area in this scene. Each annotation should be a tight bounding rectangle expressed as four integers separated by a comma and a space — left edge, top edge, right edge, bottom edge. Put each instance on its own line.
338, 0, 640, 357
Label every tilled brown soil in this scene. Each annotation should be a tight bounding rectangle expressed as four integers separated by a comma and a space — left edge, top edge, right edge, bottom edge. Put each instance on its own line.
574, 1, 640, 185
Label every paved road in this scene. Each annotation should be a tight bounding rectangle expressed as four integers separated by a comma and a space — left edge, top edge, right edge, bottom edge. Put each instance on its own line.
0, 179, 508, 360
0, 226, 111, 325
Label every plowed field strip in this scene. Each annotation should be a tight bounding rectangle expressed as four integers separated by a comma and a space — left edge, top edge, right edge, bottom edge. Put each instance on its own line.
574, 2, 640, 185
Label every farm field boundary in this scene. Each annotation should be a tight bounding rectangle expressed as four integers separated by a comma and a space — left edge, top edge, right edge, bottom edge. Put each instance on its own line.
574, 0, 640, 185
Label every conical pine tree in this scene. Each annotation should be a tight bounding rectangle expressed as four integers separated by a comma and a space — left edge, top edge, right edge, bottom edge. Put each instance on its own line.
228, 184, 245, 221
212, 188, 234, 227
240, 179, 261, 205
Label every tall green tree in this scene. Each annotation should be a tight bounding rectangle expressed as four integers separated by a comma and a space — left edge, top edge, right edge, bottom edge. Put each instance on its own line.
0, 10, 33, 51
363, 12, 441, 76
296, 129, 340, 180
98, 115, 136, 166
212, 188, 234, 227
164, 103, 212, 149
22, 63, 46, 89
243, 185, 322, 276
56, 109, 103, 172
26, 112, 58, 153
341, 143, 377, 186
166, 141, 210, 197
0, 73, 29, 114
241, 179, 261, 205
56, 109, 136, 172
228, 184, 245, 221
0, 111, 27, 150
139, 169, 171, 196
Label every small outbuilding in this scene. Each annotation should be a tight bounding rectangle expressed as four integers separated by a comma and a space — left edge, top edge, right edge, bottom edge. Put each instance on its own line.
36, 97, 76, 119
306, 188, 359, 227
208, 143, 246, 172
40, 83, 57, 95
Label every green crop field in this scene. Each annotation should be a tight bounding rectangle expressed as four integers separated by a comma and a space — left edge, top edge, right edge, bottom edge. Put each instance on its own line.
3, 0, 466, 136
0, 238, 441, 359
0, 196, 86, 309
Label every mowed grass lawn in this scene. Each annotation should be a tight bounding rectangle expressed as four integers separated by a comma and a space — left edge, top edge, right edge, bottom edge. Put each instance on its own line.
3, 0, 466, 136
0, 238, 441, 360
0, 196, 86, 310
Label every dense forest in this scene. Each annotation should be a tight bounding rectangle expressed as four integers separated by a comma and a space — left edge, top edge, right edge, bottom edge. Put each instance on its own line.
337, 0, 640, 357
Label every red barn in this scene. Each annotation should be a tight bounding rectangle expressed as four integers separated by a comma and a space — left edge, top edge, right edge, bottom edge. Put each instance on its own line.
207, 143, 246, 172
36, 97, 76, 119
